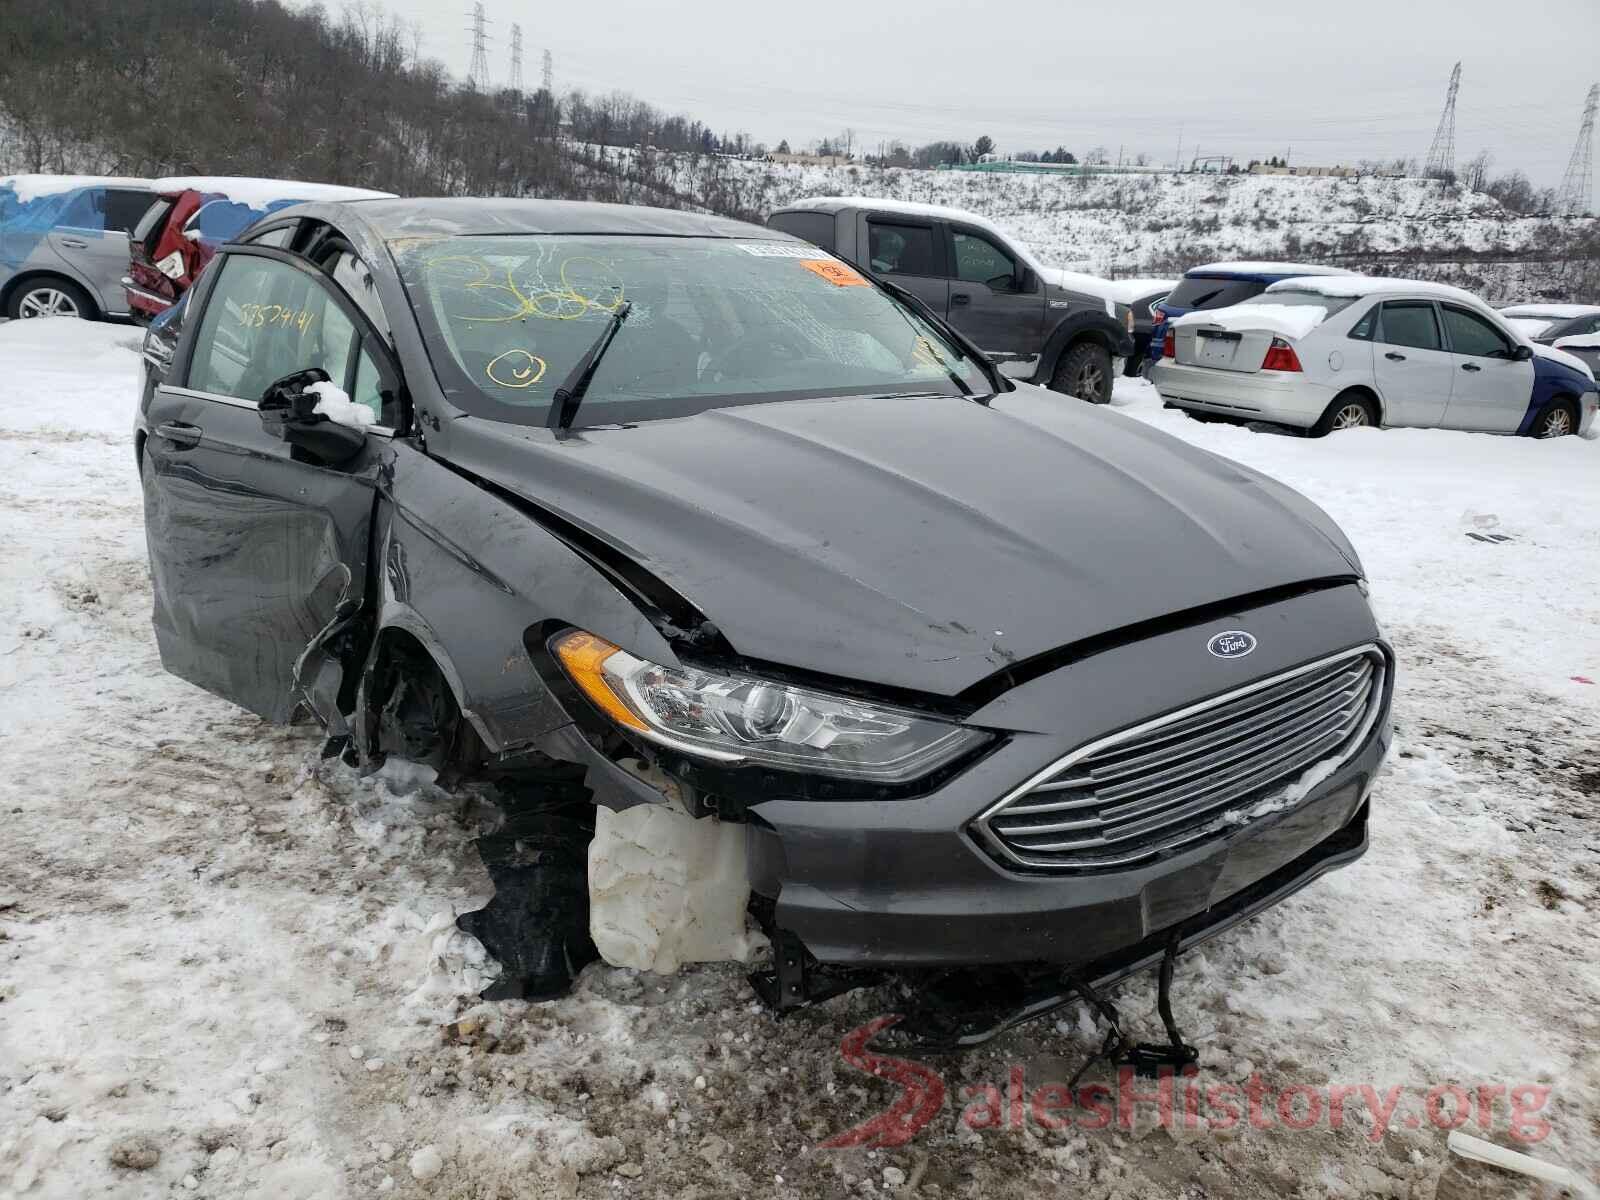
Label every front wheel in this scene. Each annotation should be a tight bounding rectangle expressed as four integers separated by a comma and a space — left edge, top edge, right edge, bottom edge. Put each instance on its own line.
1051, 342, 1114, 404
7, 277, 94, 321
1311, 392, 1377, 438
1529, 399, 1576, 438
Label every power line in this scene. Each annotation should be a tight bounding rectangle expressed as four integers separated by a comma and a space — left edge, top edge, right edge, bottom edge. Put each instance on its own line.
1557, 83, 1596, 216
467, 2, 490, 91
1422, 61, 1460, 179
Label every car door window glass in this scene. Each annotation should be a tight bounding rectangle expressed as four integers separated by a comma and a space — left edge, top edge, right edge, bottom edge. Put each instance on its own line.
1441, 305, 1513, 358
249, 226, 296, 249
350, 343, 399, 426
56, 190, 106, 232
188, 254, 362, 402
329, 250, 389, 337
104, 190, 153, 235
951, 230, 1020, 291
1379, 301, 1441, 351
1347, 304, 1378, 341
867, 221, 938, 276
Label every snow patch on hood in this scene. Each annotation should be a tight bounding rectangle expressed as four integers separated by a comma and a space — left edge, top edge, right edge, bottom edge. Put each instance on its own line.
1036, 265, 1119, 312
1173, 301, 1330, 341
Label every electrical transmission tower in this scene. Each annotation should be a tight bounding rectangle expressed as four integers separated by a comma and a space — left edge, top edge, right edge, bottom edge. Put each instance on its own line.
541, 49, 553, 94
467, 3, 490, 90
508, 23, 524, 92
1557, 83, 1597, 217
1423, 62, 1461, 180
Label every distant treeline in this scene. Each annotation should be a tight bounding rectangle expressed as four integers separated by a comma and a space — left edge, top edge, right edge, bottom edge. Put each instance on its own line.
0, 0, 773, 214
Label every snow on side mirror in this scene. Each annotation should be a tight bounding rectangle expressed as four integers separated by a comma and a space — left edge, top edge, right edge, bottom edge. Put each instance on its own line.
258, 368, 367, 464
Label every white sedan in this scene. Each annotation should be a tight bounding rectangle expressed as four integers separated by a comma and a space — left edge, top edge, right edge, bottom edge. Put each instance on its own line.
1150, 277, 1598, 438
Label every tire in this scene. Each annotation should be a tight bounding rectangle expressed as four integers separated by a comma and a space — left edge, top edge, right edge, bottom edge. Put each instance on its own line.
6, 276, 95, 321
1311, 392, 1378, 438
1529, 398, 1577, 439
1050, 341, 1114, 404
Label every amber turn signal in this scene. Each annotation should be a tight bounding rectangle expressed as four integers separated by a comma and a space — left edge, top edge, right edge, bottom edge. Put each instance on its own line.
550, 629, 648, 731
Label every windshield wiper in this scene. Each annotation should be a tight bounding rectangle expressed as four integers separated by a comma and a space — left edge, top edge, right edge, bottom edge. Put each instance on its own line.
547, 301, 632, 435
869, 274, 1005, 399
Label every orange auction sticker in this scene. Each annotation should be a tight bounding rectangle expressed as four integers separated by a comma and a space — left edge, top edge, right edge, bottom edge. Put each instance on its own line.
799, 259, 868, 287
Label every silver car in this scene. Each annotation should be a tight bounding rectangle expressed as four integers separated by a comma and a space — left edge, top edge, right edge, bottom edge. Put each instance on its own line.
1, 175, 157, 319
1151, 276, 1599, 438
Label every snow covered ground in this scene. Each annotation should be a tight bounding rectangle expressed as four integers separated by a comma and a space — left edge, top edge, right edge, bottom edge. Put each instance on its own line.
1, 318, 1597, 1199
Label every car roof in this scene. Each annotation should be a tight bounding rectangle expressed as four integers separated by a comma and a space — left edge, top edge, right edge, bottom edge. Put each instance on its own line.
1185, 261, 1355, 282
1, 174, 156, 202
1498, 303, 1600, 319
324, 197, 780, 241
155, 176, 394, 205
1263, 275, 1527, 335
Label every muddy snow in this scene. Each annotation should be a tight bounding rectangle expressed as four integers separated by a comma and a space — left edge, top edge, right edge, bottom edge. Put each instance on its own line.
1, 319, 1596, 1199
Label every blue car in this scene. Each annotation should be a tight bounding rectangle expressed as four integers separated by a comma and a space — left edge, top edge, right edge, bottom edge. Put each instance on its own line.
1146, 261, 1356, 375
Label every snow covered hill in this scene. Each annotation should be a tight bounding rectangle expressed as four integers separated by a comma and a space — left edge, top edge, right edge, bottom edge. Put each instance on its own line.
617, 150, 1599, 302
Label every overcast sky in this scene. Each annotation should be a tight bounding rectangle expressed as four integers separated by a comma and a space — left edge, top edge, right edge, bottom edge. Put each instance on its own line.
374, 0, 1598, 186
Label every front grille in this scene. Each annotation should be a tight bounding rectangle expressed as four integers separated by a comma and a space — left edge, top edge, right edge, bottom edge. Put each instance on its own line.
974, 646, 1385, 873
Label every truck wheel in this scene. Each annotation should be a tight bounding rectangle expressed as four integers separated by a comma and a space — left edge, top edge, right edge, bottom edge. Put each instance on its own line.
7, 276, 95, 320
1051, 342, 1114, 404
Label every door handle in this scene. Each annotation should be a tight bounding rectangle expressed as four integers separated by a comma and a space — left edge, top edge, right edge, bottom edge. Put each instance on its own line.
58, 237, 89, 249
951, 292, 971, 306
1384, 351, 1406, 361
1461, 362, 1481, 372
156, 421, 203, 447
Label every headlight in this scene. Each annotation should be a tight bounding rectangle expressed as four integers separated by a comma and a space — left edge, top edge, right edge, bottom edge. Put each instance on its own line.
552, 630, 988, 783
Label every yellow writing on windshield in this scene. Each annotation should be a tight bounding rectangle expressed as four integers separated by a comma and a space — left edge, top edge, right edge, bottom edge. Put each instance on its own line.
427, 254, 625, 323
485, 348, 548, 388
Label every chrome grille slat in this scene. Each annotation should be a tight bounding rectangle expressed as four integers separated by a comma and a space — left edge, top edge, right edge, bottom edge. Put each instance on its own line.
992, 696, 1367, 843
1002, 724, 1352, 852
1085, 660, 1369, 776
974, 646, 1386, 873
1088, 677, 1371, 808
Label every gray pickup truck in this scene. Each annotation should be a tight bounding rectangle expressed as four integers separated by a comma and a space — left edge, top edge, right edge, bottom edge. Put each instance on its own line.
767, 197, 1135, 403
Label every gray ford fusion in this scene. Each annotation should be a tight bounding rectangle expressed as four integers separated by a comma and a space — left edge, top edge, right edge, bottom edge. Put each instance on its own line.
136, 198, 1391, 1044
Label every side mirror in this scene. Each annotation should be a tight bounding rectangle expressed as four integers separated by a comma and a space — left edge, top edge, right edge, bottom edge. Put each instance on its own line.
258, 368, 366, 464
1512, 344, 1534, 362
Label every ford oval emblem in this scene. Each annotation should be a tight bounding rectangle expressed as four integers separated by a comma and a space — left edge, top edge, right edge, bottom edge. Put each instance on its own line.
1207, 630, 1257, 659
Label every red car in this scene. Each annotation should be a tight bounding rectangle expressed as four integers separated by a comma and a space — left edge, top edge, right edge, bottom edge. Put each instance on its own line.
123, 177, 393, 320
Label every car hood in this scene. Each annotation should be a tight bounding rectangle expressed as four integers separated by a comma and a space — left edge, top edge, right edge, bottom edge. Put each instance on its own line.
1532, 340, 1596, 383
443, 387, 1358, 697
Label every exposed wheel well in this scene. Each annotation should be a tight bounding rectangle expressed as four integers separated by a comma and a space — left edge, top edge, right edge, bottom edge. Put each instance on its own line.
359, 626, 482, 773
1, 270, 100, 318
1333, 385, 1383, 424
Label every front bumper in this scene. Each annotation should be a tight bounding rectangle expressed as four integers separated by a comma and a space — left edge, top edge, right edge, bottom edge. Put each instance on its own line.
1151, 360, 1335, 429
740, 584, 1389, 970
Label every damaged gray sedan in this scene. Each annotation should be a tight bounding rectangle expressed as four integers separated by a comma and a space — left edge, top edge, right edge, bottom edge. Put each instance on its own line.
137, 199, 1392, 1049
